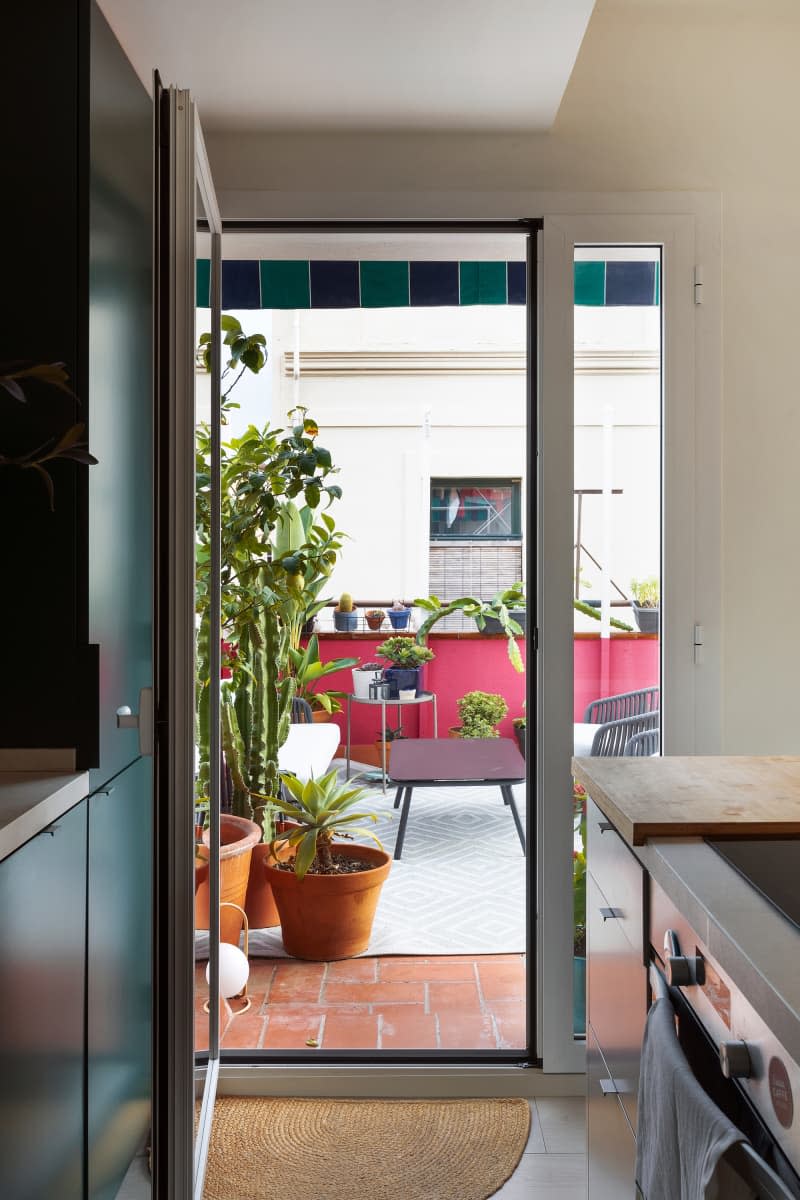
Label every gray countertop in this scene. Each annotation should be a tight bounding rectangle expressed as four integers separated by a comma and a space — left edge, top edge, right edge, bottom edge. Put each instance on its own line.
0, 771, 89, 861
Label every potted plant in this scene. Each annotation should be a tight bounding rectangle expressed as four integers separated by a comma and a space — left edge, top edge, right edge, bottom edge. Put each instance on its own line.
262, 769, 391, 960
333, 592, 358, 631
573, 781, 587, 1035
375, 635, 434, 697
512, 714, 526, 758
629, 576, 659, 633
288, 634, 358, 718
195, 813, 262, 944
365, 608, 385, 631
375, 724, 405, 771
415, 585, 526, 673
449, 690, 508, 738
387, 599, 411, 630
352, 661, 384, 699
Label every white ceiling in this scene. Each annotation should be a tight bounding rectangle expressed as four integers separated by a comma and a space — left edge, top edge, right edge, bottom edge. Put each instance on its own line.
99, 0, 596, 133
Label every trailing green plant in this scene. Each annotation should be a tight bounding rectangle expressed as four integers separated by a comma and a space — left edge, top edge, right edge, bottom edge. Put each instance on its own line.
414, 585, 525, 672
573, 598, 633, 632
456, 691, 508, 738
267, 768, 384, 879
0, 361, 97, 509
630, 576, 659, 608
375, 636, 435, 669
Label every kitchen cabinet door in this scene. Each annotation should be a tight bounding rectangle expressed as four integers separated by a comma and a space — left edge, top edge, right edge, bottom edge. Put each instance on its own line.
87, 756, 152, 1199
0, 802, 88, 1200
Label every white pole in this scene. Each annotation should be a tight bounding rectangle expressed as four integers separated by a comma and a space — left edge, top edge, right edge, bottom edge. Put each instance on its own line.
600, 405, 614, 640
292, 310, 301, 415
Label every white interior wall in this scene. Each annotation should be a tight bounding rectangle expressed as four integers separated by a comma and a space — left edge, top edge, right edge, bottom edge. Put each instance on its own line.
206, 0, 800, 752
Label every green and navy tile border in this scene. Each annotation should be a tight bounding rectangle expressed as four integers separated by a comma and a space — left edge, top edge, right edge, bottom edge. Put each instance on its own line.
196, 259, 659, 310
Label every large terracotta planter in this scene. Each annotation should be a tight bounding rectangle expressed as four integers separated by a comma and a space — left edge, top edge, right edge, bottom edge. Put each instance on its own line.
264, 843, 391, 961
244, 838, 294, 929
195, 814, 261, 944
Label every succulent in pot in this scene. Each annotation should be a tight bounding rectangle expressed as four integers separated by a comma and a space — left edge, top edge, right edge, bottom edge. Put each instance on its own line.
261, 769, 391, 960
375, 635, 434, 698
629, 576, 659, 633
387, 598, 411, 630
333, 591, 358, 631
352, 661, 384, 699
365, 608, 386, 631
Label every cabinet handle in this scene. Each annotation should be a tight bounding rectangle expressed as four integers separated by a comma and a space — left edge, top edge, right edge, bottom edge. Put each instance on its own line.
599, 906, 623, 921
598, 821, 615, 833
94, 786, 116, 797
599, 1076, 633, 1096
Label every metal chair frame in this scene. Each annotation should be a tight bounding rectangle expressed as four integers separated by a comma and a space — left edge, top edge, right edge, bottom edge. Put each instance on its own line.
583, 686, 660, 725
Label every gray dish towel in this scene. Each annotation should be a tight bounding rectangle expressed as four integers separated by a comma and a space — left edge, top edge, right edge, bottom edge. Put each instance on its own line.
636, 989, 756, 1199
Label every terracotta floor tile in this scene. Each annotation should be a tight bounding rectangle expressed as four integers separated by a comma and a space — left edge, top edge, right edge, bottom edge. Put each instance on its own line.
262, 1010, 325, 1049
325, 958, 378, 982
378, 1008, 438, 1049
263, 1002, 366, 1018
324, 980, 424, 1006
492, 1000, 527, 1049
379, 958, 477, 983
438, 1012, 498, 1050
220, 1011, 267, 1049
427, 980, 483, 1014
268, 962, 326, 1004
321, 1011, 380, 1049
477, 961, 527, 1002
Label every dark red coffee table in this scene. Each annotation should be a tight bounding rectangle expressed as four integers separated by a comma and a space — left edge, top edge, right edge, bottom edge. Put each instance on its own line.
387, 737, 526, 860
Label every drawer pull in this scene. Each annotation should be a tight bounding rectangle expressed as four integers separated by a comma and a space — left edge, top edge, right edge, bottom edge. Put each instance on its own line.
599, 1076, 633, 1096
599, 906, 623, 921
598, 821, 615, 833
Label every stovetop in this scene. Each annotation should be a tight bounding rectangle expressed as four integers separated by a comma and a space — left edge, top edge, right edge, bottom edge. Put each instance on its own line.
706, 837, 800, 935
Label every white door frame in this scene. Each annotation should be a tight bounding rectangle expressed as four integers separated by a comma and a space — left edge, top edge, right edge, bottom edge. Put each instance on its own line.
538, 207, 721, 1073
212, 191, 722, 1088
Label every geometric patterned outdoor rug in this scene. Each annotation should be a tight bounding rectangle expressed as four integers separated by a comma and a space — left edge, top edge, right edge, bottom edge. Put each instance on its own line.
245, 762, 527, 958
203, 1096, 531, 1200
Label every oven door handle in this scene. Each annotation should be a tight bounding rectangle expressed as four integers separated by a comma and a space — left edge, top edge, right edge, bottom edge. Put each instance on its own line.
735, 1143, 797, 1200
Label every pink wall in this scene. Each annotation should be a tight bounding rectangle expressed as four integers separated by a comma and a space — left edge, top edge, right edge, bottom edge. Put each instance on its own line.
314, 632, 659, 744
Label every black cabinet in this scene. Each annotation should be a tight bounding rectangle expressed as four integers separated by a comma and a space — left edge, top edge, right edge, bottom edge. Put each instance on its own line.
0, 803, 88, 1200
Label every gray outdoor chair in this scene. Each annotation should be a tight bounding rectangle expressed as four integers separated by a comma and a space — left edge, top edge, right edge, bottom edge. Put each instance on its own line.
589, 710, 660, 756
623, 726, 661, 757
583, 686, 659, 724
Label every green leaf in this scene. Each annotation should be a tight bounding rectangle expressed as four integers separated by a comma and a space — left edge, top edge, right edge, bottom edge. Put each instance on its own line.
220, 314, 242, 332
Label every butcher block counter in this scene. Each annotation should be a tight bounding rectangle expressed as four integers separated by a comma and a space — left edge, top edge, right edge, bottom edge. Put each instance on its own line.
571, 755, 800, 845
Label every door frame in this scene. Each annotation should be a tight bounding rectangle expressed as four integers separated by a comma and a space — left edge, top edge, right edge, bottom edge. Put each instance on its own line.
209, 195, 720, 1091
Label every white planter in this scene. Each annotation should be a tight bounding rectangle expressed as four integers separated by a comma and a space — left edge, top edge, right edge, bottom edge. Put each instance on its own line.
398, 689, 417, 701
353, 667, 383, 699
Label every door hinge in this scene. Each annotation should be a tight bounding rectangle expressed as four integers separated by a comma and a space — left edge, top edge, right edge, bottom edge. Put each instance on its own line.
693, 623, 705, 666
693, 266, 704, 305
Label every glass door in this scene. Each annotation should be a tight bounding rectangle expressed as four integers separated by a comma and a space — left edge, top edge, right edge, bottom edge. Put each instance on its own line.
152, 78, 222, 1200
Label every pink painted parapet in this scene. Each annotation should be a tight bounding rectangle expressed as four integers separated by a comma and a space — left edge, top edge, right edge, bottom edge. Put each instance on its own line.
314, 631, 659, 743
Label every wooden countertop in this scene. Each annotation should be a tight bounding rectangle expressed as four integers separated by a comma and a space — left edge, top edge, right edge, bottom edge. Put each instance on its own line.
571, 755, 800, 845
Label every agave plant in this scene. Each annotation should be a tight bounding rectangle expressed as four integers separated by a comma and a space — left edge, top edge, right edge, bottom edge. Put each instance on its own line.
268, 769, 384, 879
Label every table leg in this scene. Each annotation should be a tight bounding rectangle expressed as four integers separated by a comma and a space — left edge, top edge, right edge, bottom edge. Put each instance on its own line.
433, 693, 438, 738
393, 786, 403, 810
501, 784, 526, 854
381, 699, 387, 792
394, 787, 413, 859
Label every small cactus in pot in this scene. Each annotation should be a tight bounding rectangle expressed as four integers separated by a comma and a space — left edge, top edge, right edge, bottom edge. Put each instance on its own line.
334, 591, 358, 631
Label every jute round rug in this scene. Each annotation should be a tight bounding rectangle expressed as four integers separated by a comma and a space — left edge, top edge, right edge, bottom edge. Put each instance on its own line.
203, 1096, 531, 1200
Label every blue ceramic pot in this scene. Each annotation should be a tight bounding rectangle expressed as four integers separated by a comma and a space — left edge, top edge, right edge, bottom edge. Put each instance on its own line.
388, 608, 411, 630
333, 610, 358, 632
383, 666, 422, 698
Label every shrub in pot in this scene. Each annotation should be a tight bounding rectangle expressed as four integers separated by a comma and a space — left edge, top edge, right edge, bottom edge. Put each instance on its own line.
449, 690, 508, 738
375, 725, 405, 771
262, 769, 390, 960
629, 576, 659, 633
512, 716, 526, 758
375, 635, 434, 697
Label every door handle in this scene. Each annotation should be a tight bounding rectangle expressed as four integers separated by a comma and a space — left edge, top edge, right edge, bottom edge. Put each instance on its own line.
599, 906, 623, 921
116, 687, 154, 756
599, 1077, 633, 1096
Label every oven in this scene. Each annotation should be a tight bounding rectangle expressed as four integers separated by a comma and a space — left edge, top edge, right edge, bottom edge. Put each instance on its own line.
649, 877, 800, 1198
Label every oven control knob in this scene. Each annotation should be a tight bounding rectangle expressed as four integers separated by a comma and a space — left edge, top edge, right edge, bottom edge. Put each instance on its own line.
665, 955, 694, 987
719, 1040, 752, 1080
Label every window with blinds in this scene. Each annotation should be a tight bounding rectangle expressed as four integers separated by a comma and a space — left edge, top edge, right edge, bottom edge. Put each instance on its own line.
428, 541, 523, 631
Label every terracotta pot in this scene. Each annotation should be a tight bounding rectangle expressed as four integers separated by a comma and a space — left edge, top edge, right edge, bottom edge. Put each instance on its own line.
244, 838, 294, 929
311, 707, 332, 723
448, 725, 463, 738
365, 613, 385, 631
374, 739, 392, 769
264, 843, 392, 961
195, 814, 261, 944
